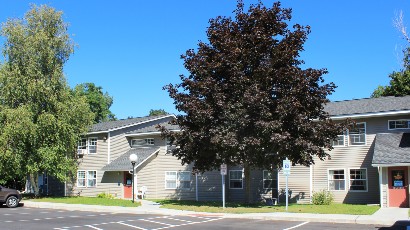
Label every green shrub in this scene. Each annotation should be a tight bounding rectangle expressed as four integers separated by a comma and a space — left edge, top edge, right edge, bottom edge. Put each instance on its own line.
311, 190, 334, 205
96, 193, 115, 199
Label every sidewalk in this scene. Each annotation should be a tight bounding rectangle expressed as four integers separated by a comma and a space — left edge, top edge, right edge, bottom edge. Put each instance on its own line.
22, 200, 410, 226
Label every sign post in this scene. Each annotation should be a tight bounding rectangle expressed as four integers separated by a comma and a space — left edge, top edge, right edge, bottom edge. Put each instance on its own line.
282, 158, 291, 211
220, 164, 227, 209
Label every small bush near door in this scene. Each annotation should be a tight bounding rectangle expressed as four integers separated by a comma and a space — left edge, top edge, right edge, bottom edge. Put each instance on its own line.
96, 193, 115, 199
312, 190, 334, 205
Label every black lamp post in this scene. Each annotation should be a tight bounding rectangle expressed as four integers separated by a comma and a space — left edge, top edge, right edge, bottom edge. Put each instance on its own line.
129, 153, 138, 203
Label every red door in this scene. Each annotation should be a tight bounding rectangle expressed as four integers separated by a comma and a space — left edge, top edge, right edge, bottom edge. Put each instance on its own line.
388, 167, 408, 207
124, 172, 132, 199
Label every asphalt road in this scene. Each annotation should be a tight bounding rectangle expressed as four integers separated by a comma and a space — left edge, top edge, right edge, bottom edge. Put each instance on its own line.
0, 205, 406, 230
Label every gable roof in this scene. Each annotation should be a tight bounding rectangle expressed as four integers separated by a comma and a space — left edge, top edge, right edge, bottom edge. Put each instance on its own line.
101, 147, 160, 171
89, 114, 174, 133
372, 133, 410, 166
325, 96, 410, 119
126, 121, 180, 136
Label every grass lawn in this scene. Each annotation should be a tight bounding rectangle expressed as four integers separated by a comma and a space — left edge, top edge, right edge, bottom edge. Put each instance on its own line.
154, 200, 380, 215
28, 197, 141, 207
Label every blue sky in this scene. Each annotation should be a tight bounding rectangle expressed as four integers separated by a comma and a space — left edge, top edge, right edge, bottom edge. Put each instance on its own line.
1, 0, 409, 119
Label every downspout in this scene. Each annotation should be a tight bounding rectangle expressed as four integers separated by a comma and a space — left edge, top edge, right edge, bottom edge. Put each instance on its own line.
277, 168, 280, 204
378, 166, 383, 207
309, 165, 313, 203
195, 173, 198, 201
107, 132, 111, 164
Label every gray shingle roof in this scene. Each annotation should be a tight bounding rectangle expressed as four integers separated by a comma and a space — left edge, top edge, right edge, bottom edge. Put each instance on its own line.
101, 147, 160, 171
324, 96, 410, 117
372, 133, 410, 165
90, 115, 172, 132
126, 121, 180, 135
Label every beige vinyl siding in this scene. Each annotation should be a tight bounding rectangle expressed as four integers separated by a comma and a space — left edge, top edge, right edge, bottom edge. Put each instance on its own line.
224, 166, 272, 202
74, 135, 122, 197
197, 170, 223, 201
136, 145, 196, 200
72, 118, 173, 197
380, 167, 388, 207
279, 165, 310, 203
311, 117, 387, 204
312, 137, 378, 204
73, 171, 123, 198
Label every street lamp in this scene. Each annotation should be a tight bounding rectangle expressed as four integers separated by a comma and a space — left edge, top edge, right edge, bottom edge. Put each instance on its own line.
129, 153, 138, 203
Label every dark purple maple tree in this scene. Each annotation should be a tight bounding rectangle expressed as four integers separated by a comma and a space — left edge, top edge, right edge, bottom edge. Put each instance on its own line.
161, 1, 345, 202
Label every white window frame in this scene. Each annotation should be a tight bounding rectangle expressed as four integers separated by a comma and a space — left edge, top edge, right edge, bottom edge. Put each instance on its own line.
88, 137, 98, 154
145, 138, 155, 145
229, 170, 243, 189
77, 170, 97, 188
263, 170, 277, 189
165, 171, 177, 189
77, 170, 86, 187
328, 169, 346, 191
348, 168, 368, 192
87, 171, 97, 187
388, 119, 410, 130
164, 171, 191, 189
178, 171, 191, 190
131, 138, 155, 147
348, 122, 366, 146
332, 135, 345, 147
78, 138, 87, 150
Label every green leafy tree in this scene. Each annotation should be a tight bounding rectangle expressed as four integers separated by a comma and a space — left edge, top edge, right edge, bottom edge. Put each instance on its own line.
149, 109, 168, 116
0, 5, 93, 195
73, 82, 116, 123
161, 1, 346, 202
371, 48, 410, 97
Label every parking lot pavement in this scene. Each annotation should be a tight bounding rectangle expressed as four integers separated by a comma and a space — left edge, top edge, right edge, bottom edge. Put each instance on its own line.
0, 206, 391, 230
0, 206, 224, 230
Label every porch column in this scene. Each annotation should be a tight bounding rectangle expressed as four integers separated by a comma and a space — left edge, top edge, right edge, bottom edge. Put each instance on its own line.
378, 166, 383, 207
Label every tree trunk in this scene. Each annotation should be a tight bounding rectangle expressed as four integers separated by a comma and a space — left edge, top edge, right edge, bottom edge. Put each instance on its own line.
244, 163, 252, 204
29, 172, 39, 197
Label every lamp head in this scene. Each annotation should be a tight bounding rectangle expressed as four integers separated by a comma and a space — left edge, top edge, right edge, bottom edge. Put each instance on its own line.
129, 153, 138, 163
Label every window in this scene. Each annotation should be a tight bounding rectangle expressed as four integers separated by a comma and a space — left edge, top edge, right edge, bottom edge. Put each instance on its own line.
77, 170, 97, 188
145, 138, 155, 145
131, 138, 155, 147
78, 138, 87, 150
165, 171, 190, 189
332, 135, 345, 147
88, 138, 97, 154
349, 169, 367, 191
178, 171, 191, 189
349, 123, 366, 145
77, 171, 86, 187
389, 120, 410, 130
328, 169, 345, 191
263, 170, 277, 189
229, 170, 243, 189
87, 171, 97, 187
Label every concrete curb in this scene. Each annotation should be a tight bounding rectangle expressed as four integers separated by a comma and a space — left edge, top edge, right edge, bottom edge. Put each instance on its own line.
22, 201, 405, 226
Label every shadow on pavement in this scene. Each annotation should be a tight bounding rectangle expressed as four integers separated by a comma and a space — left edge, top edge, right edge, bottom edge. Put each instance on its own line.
379, 220, 410, 230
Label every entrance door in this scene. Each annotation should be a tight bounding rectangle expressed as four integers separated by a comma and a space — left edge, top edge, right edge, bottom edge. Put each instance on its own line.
388, 167, 408, 207
124, 172, 133, 199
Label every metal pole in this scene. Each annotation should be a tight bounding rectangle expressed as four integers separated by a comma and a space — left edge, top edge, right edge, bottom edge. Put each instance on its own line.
222, 174, 225, 209
286, 174, 288, 211
132, 162, 135, 203
195, 173, 198, 201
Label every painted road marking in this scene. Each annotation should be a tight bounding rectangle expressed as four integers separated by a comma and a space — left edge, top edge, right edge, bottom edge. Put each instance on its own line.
49, 215, 223, 230
284, 221, 309, 230
117, 221, 147, 230
85, 225, 103, 230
